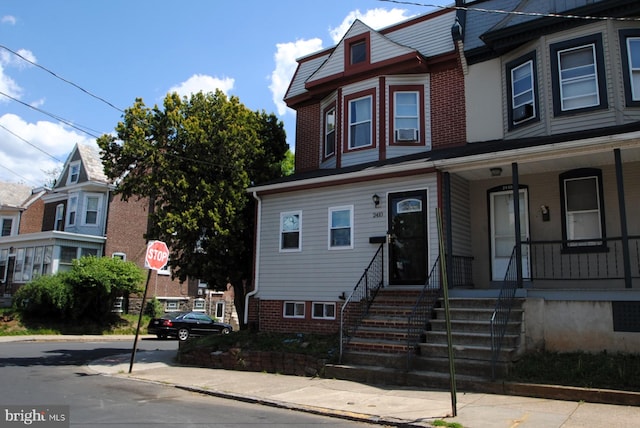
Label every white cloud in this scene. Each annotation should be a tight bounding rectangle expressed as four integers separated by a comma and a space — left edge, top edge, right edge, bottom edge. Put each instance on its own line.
1, 16, 16, 25
329, 8, 416, 43
0, 114, 94, 185
0, 63, 22, 100
269, 38, 323, 116
168, 74, 235, 98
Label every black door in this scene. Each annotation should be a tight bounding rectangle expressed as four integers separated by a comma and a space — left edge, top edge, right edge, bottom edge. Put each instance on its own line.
388, 190, 428, 285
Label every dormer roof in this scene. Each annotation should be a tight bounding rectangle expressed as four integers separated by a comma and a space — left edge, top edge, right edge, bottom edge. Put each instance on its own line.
53, 143, 110, 191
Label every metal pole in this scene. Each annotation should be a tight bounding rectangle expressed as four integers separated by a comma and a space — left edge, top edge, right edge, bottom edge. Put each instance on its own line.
129, 269, 152, 373
437, 208, 457, 417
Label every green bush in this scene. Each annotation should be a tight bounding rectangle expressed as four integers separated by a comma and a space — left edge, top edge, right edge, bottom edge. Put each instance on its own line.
13, 273, 73, 318
145, 297, 164, 318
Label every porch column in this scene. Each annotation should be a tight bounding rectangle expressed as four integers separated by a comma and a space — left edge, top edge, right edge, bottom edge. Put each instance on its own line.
614, 148, 632, 289
511, 163, 523, 287
443, 172, 453, 286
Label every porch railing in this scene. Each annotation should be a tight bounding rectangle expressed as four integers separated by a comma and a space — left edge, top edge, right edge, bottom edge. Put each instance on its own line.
339, 243, 384, 363
527, 236, 640, 280
406, 256, 443, 369
490, 246, 519, 380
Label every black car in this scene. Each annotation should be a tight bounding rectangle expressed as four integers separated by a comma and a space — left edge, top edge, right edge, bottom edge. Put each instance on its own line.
147, 311, 233, 341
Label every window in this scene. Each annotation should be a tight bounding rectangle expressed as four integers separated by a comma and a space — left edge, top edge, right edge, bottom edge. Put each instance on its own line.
560, 169, 605, 249
112, 252, 126, 261
344, 33, 370, 71
193, 299, 205, 312
283, 301, 305, 318
329, 206, 353, 249
506, 53, 538, 128
67, 161, 80, 185
166, 301, 178, 311
312, 302, 336, 320
13, 248, 24, 282
280, 211, 301, 251
67, 195, 77, 226
394, 91, 419, 142
1, 218, 12, 236
551, 35, 607, 115
59, 246, 78, 271
619, 29, 640, 106
157, 262, 170, 276
81, 248, 98, 257
348, 94, 373, 149
351, 40, 367, 65
324, 106, 336, 158
0, 249, 7, 283
55, 204, 64, 231
83, 195, 101, 225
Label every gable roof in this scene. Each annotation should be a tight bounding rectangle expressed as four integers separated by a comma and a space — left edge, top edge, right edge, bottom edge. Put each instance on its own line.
54, 143, 110, 190
0, 182, 33, 209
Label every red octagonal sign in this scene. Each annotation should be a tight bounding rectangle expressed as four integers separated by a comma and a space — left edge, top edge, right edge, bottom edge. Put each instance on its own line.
145, 240, 169, 271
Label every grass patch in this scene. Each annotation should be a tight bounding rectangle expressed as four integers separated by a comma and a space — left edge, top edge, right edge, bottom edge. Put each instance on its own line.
179, 330, 340, 362
508, 350, 640, 392
0, 308, 149, 336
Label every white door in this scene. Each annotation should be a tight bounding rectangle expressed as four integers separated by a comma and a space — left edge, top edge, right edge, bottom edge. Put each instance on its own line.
490, 188, 530, 281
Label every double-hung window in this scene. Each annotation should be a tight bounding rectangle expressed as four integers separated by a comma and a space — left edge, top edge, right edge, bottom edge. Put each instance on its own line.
329, 206, 353, 249
619, 29, 640, 106
551, 35, 607, 115
55, 204, 64, 231
67, 195, 78, 226
324, 106, 336, 158
67, 161, 80, 185
560, 169, 605, 249
1, 218, 12, 236
506, 52, 537, 128
348, 94, 373, 149
280, 211, 301, 251
83, 194, 102, 226
393, 91, 419, 143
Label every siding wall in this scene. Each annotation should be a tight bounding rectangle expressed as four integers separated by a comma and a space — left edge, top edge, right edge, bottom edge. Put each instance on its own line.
256, 173, 439, 302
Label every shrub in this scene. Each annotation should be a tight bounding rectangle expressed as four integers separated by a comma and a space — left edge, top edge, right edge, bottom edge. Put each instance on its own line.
13, 274, 73, 318
145, 297, 164, 318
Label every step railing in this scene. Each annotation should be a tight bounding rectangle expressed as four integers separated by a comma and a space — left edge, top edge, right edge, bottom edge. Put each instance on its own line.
339, 243, 384, 363
406, 256, 443, 369
490, 246, 519, 380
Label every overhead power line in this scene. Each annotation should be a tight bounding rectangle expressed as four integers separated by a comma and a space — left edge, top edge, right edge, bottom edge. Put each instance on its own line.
378, 0, 640, 21
0, 123, 65, 164
0, 44, 125, 113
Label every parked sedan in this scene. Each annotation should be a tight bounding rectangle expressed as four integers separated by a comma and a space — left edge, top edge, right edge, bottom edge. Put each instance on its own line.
147, 311, 233, 341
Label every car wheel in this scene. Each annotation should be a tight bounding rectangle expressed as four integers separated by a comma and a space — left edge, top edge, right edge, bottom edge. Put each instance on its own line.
221, 327, 230, 335
177, 328, 190, 341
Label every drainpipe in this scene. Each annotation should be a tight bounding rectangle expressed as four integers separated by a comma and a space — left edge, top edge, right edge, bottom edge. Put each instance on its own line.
512, 163, 523, 287
614, 149, 632, 288
244, 191, 262, 325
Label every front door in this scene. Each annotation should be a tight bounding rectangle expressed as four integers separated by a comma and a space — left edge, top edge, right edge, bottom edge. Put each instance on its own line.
490, 187, 530, 281
388, 190, 428, 285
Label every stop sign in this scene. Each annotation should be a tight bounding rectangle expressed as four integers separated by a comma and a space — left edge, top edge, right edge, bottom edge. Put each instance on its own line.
145, 240, 169, 271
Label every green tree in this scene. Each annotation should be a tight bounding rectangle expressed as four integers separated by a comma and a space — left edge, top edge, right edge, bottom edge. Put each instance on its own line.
97, 91, 289, 326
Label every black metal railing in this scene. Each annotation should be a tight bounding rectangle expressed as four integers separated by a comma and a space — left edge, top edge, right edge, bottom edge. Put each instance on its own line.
527, 236, 640, 280
490, 246, 519, 380
339, 244, 384, 363
450, 255, 474, 288
406, 256, 444, 369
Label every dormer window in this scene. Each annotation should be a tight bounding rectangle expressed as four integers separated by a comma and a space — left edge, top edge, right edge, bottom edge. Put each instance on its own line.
351, 40, 367, 65
345, 33, 370, 73
68, 161, 80, 185
506, 52, 538, 129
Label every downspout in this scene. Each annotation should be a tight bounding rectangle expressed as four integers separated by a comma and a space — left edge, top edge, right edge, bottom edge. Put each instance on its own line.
245, 191, 262, 324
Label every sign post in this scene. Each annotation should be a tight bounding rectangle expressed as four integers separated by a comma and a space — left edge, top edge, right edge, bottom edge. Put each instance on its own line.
129, 240, 169, 373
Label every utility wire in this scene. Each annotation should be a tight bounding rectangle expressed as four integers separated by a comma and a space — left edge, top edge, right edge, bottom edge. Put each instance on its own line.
378, 0, 640, 21
0, 123, 65, 164
0, 90, 101, 139
0, 44, 125, 113
0, 162, 40, 186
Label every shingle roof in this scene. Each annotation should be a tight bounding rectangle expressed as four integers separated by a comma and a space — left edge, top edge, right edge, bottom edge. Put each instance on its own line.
77, 143, 109, 184
0, 182, 32, 208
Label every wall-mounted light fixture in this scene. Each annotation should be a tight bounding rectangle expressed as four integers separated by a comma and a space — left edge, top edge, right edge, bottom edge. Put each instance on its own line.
541, 205, 550, 222
372, 194, 380, 207
490, 167, 503, 177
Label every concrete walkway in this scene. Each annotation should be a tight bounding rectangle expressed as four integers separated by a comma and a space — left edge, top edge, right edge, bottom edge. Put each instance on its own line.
4, 335, 640, 427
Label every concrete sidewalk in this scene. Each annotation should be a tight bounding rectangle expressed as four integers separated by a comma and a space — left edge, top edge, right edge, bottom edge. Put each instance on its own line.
87, 347, 640, 428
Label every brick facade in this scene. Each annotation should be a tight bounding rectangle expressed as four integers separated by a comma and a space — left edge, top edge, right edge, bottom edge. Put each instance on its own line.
430, 64, 467, 148
258, 300, 340, 334
18, 198, 44, 234
294, 104, 321, 173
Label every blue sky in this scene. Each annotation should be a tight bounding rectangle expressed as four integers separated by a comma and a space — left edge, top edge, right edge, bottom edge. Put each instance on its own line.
0, 1, 452, 186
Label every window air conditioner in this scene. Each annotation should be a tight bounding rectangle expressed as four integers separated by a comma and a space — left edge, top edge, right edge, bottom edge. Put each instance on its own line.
396, 128, 418, 141
513, 103, 534, 123
198, 289, 203, 295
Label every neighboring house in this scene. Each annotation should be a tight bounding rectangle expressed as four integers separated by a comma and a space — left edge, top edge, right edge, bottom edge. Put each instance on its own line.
247, 0, 640, 362
1, 144, 236, 322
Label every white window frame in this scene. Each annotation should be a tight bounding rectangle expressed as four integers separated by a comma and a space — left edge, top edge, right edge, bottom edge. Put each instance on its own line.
324, 106, 336, 158
280, 211, 302, 252
193, 298, 206, 312
563, 175, 602, 246
82, 193, 103, 226
283, 301, 305, 319
1, 217, 14, 237
328, 205, 354, 250
157, 262, 170, 276
165, 301, 178, 312
348, 95, 372, 149
558, 43, 599, 111
55, 204, 65, 231
215, 301, 225, 320
112, 252, 126, 261
312, 302, 336, 320
67, 195, 78, 226
393, 91, 419, 142
626, 36, 640, 101
511, 60, 536, 124
67, 161, 80, 185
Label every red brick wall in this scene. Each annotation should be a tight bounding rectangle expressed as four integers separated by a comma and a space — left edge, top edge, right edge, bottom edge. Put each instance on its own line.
104, 195, 188, 298
294, 104, 320, 173
18, 198, 44, 234
258, 300, 340, 334
430, 65, 467, 148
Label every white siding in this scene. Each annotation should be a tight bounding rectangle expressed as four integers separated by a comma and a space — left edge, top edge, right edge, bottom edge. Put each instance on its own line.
385, 11, 456, 58
256, 174, 439, 301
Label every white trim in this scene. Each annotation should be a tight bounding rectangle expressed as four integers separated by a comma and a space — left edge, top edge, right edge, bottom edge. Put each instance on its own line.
328, 205, 354, 250
312, 302, 336, 320
67, 161, 81, 185
279, 210, 302, 252
283, 301, 305, 318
